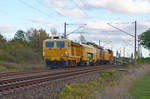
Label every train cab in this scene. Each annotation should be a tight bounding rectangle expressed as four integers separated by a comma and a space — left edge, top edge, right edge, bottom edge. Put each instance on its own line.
43, 36, 83, 68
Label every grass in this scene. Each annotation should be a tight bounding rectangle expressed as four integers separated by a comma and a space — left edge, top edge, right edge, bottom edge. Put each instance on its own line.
94, 64, 150, 99
136, 57, 150, 64
57, 64, 150, 99
58, 70, 120, 99
131, 72, 150, 99
0, 61, 46, 72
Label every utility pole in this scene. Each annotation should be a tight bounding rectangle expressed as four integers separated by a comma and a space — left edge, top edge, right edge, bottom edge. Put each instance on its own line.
120, 50, 121, 57
123, 47, 125, 57
134, 21, 137, 65
131, 53, 133, 62
99, 40, 100, 47
138, 38, 140, 58
120, 50, 122, 63
64, 22, 67, 39
116, 50, 118, 57
107, 21, 138, 66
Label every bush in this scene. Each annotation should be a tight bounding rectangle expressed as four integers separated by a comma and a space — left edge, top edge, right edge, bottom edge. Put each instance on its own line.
0, 51, 4, 61
12, 48, 42, 63
59, 70, 119, 99
136, 57, 150, 64
0, 44, 43, 64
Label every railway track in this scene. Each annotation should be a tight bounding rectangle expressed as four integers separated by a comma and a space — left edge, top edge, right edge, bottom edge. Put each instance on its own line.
0, 70, 51, 78
0, 65, 116, 94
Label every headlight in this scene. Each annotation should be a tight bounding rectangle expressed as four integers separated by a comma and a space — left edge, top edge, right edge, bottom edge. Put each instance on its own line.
65, 52, 68, 56
43, 52, 45, 56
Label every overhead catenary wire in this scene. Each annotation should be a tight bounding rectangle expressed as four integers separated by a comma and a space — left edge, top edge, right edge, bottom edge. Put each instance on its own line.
66, 26, 86, 37
18, 0, 52, 17
35, 0, 56, 13
107, 23, 135, 37
71, 0, 85, 11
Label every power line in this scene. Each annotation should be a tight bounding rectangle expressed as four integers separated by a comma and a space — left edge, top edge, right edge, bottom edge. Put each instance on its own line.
64, 22, 86, 38
107, 21, 137, 65
18, 0, 52, 17
109, 22, 133, 24
66, 26, 86, 37
36, 0, 55, 11
107, 23, 135, 37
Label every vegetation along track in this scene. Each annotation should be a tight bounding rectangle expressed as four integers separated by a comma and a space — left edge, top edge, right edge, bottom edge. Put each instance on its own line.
0, 65, 117, 94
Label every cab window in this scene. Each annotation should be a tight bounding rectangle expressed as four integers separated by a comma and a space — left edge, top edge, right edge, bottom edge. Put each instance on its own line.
56, 41, 65, 48
45, 41, 54, 48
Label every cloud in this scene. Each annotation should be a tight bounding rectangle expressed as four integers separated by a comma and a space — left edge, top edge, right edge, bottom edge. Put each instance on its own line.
54, 0, 65, 8
86, 21, 112, 30
42, 0, 87, 18
46, 23, 55, 28
73, 20, 150, 45
30, 18, 55, 28
85, 20, 130, 31
0, 24, 16, 33
43, 0, 66, 8
67, 24, 133, 44
80, 0, 150, 14
138, 21, 150, 28
56, 8, 86, 18
75, 20, 149, 45
31, 18, 45, 24
43, 0, 50, 4
78, 1, 85, 7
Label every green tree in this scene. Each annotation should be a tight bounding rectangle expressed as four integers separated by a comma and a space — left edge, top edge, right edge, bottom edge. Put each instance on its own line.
139, 29, 150, 49
0, 34, 6, 48
27, 28, 49, 50
14, 30, 26, 42
0, 34, 6, 42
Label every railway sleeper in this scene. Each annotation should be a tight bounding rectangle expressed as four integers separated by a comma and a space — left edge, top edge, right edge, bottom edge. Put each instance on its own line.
0, 66, 115, 93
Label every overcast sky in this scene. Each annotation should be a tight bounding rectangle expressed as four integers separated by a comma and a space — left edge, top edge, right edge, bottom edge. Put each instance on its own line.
0, 0, 150, 57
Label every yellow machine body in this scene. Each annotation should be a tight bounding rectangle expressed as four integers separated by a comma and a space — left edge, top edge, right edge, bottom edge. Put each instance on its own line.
43, 38, 114, 68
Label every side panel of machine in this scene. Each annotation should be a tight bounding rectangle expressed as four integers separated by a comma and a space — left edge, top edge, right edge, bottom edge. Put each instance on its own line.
68, 42, 83, 66
82, 45, 97, 66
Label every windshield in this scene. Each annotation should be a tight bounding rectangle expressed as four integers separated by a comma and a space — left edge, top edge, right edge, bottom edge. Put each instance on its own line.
56, 41, 65, 48
45, 41, 54, 48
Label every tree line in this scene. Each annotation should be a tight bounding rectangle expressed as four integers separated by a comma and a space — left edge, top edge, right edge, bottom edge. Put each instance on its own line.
0, 28, 49, 64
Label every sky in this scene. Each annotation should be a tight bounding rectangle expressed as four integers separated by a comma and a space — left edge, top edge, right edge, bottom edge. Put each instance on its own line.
0, 0, 150, 57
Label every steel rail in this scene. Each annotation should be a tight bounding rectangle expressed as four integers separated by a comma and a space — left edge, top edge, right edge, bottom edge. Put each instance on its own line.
0, 66, 115, 92
0, 66, 108, 84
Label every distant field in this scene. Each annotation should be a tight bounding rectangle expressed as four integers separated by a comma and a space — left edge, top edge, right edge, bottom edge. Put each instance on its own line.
131, 72, 150, 99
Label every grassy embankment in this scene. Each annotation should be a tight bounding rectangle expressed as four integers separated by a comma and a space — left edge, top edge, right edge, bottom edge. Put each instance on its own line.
59, 70, 122, 99
0, 43, 45, 72
131, 72, 150, 99
130, 58, 150, 99
0, 42, 45, 72
58, 58, 150, 99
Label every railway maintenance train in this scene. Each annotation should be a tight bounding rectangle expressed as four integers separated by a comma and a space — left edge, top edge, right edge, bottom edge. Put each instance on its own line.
43, 36, 114, 68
